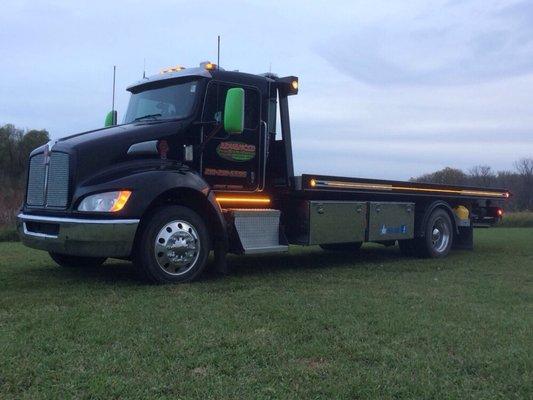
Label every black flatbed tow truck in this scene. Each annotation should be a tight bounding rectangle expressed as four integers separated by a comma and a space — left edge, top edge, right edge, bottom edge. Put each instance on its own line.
17, 62, 510, 283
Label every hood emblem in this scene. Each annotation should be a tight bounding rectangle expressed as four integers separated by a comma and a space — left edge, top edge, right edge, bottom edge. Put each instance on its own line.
43, 144, 50, 166
157, 140, 169, 160
42, 139, 58, 166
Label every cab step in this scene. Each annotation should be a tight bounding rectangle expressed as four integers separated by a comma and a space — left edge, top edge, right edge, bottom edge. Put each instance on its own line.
226, 209, 288, 254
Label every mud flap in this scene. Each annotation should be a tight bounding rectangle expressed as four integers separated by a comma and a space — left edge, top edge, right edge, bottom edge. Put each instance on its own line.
213, 239, 229, 275
452, 226, 473, 250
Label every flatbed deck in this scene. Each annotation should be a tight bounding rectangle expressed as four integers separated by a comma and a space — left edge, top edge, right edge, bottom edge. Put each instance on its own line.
291, 174, 509, 201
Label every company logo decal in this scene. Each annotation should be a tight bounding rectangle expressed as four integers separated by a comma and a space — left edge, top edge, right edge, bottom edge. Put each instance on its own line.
380, 224, 408, 235
216, 142, 256, 162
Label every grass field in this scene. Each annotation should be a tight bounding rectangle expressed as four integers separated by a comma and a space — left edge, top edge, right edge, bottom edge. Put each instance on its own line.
0, 229, 531, 399
498, 211, 533, 228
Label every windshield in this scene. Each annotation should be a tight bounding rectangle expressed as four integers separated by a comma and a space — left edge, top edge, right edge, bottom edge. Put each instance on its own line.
124, 80, 199, 124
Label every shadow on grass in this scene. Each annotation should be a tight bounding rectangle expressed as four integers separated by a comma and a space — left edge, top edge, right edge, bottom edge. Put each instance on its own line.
17, 245, 411, 286
225, 245, 402, 278
15, 258, 142, 286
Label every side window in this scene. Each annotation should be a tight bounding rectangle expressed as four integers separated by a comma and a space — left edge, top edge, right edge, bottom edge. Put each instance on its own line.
244, 89, 259, 130
203, 82, 260, 130
268, 93, 280, 140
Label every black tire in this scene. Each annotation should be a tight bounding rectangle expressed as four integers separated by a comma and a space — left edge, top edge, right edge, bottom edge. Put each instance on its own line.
133, 205, 211, 284
415, 208, 454, 258
320, 242, 363, 252
49, 252, 106, 268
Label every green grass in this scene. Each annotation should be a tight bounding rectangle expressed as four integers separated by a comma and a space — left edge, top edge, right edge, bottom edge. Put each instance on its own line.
498, 211, 533, 228
0, 225, 18, 242
1, 229, 531, 399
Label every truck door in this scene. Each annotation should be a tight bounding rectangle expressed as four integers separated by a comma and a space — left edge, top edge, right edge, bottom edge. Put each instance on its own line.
201, 81, 263, 191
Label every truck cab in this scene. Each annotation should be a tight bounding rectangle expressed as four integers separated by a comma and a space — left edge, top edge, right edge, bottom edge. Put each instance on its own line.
17, 62, 509, 283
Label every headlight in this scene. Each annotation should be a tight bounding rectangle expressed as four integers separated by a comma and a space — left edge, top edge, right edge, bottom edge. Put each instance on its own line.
78, 191, 132, 212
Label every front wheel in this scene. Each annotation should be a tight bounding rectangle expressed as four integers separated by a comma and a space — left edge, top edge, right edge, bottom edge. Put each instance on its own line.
133, 206, 211, 284
49, 252, 106, 268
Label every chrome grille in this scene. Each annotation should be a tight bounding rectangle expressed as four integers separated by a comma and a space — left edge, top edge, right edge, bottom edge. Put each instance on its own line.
46, 152, 70, 208
26, 151, 70, 209
26, 154, 46, 206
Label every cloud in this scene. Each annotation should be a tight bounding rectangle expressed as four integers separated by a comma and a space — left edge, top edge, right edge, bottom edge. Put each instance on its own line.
317, 0, 533, 85
0, 0, 531, 180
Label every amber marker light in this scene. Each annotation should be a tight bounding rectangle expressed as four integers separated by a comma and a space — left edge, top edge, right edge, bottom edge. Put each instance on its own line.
160, 65, 185, 74
216, 196, 271, 205
110, 191, 132, 212
291, 80, 299, 90
310, 179, 317, 187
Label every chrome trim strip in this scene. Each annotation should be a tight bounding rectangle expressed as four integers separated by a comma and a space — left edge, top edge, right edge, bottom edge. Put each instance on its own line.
18, 213, 140, 224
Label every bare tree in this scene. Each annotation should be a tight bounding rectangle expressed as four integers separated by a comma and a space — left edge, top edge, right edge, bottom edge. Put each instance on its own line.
468, 165, 495, 187
514, 158, 533, 210
514, 158, 533, 177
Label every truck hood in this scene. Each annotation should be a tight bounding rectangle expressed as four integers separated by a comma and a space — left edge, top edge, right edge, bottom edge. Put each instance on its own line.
41, 120, 188, 184
55, 120, 184, 149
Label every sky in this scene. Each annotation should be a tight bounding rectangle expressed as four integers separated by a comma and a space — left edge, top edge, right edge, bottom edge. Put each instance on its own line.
1, 0, 532, 180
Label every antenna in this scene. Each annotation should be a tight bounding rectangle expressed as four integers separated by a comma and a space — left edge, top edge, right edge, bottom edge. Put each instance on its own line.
217, 35, 220, 69
112, 65, 116, 124
143, 58, 146, 79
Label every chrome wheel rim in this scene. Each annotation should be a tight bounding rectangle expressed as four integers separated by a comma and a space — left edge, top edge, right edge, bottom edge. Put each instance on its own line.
154, 220, 200, 275
431, 217, 450, 253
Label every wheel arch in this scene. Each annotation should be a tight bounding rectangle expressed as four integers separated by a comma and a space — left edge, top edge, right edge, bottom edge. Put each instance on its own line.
135, 186, 227, 251
416, 200, 458, 238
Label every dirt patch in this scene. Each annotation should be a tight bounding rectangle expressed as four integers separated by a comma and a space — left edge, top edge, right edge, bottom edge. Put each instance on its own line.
297, 357, 328, 370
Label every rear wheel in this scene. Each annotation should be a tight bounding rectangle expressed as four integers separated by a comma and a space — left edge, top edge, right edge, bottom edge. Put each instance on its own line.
320, 242, 363, 252
134, 206, 211, 284
49, 252, 106, 268
416, 208, 453, 258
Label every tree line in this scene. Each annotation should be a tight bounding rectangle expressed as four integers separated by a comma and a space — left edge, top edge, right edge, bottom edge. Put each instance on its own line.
410, 159, 533, 211
0, 124, 50, 224
1, 124, 50, 186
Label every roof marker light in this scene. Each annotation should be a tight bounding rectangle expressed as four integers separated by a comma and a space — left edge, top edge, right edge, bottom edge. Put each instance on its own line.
160, 65, 185, 74
200, 61, 217, 70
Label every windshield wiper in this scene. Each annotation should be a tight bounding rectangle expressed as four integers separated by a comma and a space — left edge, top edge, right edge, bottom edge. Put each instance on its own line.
134, 113, 162, 122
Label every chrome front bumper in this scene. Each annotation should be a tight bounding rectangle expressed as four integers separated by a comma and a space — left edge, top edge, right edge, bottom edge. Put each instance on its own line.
17, 213, 140, 257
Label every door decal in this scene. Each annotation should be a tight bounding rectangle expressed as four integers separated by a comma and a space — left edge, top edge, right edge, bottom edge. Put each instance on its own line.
216, 142, 256, 162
